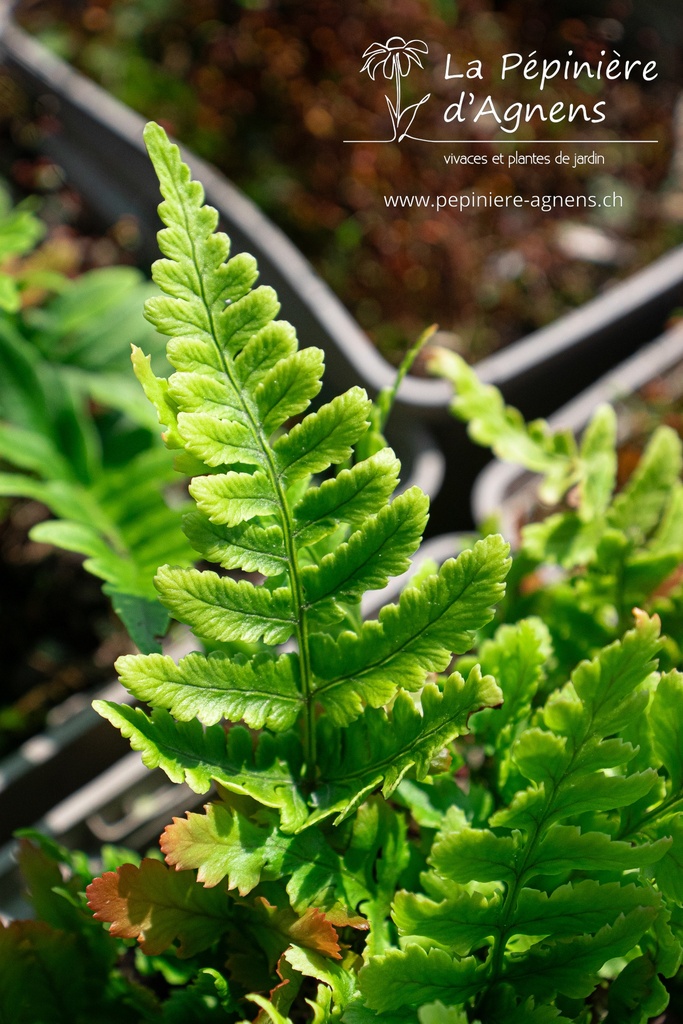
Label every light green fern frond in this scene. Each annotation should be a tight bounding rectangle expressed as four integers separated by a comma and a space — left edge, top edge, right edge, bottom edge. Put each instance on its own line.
102, 123, 511, 833
359, 613, 678, 1015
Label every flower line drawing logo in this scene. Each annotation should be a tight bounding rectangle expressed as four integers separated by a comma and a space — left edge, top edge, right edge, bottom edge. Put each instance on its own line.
357, 37, 431, 142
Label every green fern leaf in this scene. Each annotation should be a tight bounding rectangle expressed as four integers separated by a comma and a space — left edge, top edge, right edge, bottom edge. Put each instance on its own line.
0, 922, 97, 1023
154, 566, 295, 645
511, 881, 661, 936
272, 388, 371, 482
310, 668, 501, 826
293, 449, 401, 545
430, 820, 519, 885
233, 320, 297, 388
393, 889, 499, 954
301, 488, 428, 612
177, 411, 267, 469
359, 945, 483, 1014
519, 825, 669, 877
502, 909, 658, 1001
309, 536, 510, 725
284, 945, 357, 1007
609, 427, 682, 541
92, 702, 307, 832
183, 511, 286, 575
256, 347, 324, 435
116, 650, 302, 730
189, 470, 279, 527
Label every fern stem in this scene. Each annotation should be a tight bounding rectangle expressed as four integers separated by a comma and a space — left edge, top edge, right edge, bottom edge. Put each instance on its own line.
276, 483, 318, 783
479, 829, 541, 1007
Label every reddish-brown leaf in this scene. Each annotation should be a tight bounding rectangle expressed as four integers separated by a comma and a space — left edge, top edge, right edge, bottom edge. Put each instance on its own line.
86, 857, 233, 957
288, 907, 342, 960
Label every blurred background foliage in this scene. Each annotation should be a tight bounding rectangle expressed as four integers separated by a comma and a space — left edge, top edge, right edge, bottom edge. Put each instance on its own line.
9, 0, 683, 361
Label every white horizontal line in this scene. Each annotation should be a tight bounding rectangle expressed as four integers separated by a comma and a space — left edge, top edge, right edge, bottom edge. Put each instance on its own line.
344, 139, 659, 144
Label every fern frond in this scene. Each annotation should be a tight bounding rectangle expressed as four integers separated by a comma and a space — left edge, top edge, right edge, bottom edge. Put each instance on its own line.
104, 123, 510, 829
428, 348, 578, 504
0, 232, 190, 651
0, 421, 194, 652
609, 426, 682, 541
361, 613, 673, 1012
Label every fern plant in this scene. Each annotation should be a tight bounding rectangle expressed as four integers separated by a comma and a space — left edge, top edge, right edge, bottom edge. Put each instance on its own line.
348, 349, 683, 1021
432, 348, 683, 682
359, 612, 683, 1021
6, 123, 678, 1022
80, 122, 510, 1017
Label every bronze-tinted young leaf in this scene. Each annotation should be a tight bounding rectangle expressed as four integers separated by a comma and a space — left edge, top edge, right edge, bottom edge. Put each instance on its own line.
86, 858, 233, 957
247, 897, 342, 961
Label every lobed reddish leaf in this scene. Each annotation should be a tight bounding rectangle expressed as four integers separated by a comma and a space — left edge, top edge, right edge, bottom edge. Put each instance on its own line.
86, 857, 233, 957
288, 907, 342, 960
